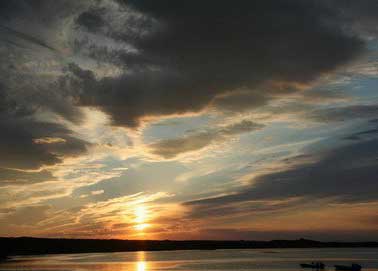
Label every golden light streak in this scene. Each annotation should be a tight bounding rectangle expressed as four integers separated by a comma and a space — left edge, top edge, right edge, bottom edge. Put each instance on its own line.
135, 223, 149, 231
33, 137, 66, 144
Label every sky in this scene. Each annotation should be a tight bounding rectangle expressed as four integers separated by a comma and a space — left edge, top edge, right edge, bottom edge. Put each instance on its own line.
0, 0, 378, 241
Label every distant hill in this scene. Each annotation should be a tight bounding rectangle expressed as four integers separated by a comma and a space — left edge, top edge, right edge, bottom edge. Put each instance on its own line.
1, 237, 378, 258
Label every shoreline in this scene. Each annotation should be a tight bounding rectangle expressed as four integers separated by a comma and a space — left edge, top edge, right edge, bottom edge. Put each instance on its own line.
1, 237, 378, 257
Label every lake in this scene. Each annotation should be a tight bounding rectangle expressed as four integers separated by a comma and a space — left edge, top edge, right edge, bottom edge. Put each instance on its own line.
1, 248, 378, 271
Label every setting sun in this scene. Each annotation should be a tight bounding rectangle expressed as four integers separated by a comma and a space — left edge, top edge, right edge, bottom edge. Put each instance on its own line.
135, 206, 146, 223
134, 206, 150, 231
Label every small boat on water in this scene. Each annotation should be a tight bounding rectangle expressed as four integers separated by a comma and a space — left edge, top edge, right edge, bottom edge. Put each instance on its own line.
334, 264, 362, 271
300, 262, 325, 269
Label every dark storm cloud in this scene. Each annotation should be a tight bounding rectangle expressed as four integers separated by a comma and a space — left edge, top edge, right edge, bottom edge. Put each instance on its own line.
0, 1, 30, 19
0, 25, 56, 52
0, 0, 93, 187
0, 93, 89, 170
308, 104, 378, 122
0, 0, 83, 51
185, 135, 378, 216
76, 8, 106, 32
0, 0, 375, 131
328, 0, 378, 36
0, 117, 89, 170
0, 0, 87, 124
0, 0, 82, 22
69, 0, 365, 127
0, 168, 53, 186
149, 120, 264, 158
211, 91, 271, 113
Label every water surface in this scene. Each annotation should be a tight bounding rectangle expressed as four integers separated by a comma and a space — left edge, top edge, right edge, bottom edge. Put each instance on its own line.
1, 248, 378, 271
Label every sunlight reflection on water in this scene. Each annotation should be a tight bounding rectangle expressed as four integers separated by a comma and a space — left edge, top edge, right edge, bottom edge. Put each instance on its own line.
137, 251, 148, 271
137, 261, 147, 271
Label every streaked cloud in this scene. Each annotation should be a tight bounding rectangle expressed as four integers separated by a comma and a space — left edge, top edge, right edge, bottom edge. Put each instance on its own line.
149, 120, 264, 159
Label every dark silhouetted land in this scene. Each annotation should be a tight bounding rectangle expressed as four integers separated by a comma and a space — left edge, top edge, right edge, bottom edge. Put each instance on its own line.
1, 237, 378, 259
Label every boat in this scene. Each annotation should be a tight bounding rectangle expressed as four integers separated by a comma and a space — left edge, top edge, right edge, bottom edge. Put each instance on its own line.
300, 262, 325, 269
334, 264, 362, 271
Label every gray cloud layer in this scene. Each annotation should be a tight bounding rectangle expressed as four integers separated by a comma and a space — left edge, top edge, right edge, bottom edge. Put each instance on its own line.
66, 0, 368, 127
185, 133, 378, 218
0, 91, 88, 170
1, 0, 375, 133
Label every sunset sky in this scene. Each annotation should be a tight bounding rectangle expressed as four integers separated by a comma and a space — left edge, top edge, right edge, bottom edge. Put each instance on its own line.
1, 0, 378, 241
